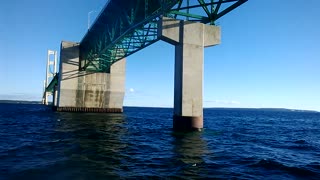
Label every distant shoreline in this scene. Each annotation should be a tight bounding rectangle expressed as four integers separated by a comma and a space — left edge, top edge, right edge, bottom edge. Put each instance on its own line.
0, 100, 318, 113
0, 100, 42, 105
123, 106, 319, 113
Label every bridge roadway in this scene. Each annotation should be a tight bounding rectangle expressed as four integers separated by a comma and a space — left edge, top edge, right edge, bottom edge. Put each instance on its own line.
44, 0, 247, 131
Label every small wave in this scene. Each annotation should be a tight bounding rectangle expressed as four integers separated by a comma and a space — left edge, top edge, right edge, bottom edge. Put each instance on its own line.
251, 159, 318, 177
294, 139, 307, 144
288, 143, 318, 151
2, 142, 35, 154
290, 145, 317, 151
307, 162, 320, 171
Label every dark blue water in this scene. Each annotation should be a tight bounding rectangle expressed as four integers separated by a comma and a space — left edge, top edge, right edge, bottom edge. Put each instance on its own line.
1, 103, 320, 179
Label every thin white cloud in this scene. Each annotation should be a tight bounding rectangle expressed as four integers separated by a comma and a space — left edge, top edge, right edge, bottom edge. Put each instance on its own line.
123, 88, 173, 107
126, 88, 136, 94
0, 93, 41, 101
125, 88, 137, 95
205, 100, 241, 105
230, 100, 241, 105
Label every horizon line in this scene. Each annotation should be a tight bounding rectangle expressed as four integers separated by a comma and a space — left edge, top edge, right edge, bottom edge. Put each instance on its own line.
0, 99, 318, 113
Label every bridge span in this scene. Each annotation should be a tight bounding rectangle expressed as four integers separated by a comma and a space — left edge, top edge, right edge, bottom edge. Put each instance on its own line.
43, 0, 247, 131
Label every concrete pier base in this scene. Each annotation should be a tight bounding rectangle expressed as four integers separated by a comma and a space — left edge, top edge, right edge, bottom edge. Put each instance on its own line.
173, 115, 203, 131
56, 107, 122, 113
56, 41, 126, 112
159, 17, 220, 131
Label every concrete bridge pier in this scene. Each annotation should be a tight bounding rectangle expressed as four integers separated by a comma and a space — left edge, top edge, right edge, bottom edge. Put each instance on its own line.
158, 17, 221, 131
56, 41, 126, 112
53, 85, 58, 107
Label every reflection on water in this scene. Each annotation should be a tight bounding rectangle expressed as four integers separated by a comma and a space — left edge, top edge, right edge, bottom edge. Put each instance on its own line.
173, 132, 209, 164
52, 111, 212, 178
55, 112, 128, 178
171, 131, 212, 178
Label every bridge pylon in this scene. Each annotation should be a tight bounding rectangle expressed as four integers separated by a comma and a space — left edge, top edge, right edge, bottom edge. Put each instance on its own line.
55, 41, 126, 112
159, 17, 221, 131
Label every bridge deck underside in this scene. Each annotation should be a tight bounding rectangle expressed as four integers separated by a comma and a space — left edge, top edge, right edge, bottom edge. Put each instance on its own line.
80, 0, 247, 72
45, 73, 58, 93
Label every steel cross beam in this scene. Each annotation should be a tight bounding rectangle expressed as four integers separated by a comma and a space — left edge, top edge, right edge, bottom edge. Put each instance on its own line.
80, 0, 247, 72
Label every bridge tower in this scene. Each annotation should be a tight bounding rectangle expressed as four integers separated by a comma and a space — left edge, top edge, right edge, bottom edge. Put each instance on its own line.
42, 50, 57, 105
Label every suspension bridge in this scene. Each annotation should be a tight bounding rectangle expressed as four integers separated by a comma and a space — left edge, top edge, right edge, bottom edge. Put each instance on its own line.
43, 0, 247, 131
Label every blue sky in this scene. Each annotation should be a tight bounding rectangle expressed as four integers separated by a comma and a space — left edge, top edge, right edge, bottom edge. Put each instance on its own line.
1, 0, 319, 111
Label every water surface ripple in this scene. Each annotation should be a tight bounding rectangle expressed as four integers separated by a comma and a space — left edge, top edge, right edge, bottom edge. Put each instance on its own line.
1, 103, 320, 179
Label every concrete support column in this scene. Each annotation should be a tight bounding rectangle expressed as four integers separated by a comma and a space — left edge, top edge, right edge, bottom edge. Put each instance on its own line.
42, 92, 49, 105
158, 17, 220, 131
53, 85, 58, 107
56, 41, 126, 112
108, 59, 126, 109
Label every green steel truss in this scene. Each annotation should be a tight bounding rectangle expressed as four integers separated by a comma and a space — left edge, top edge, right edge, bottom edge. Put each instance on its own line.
45, 73, 58, 93
80, 0, 247, 72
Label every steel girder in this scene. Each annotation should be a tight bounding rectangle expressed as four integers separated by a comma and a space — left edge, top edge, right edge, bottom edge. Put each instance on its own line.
168, 0, 248, 24
80, 0, 247, 72
45, 73, 58, 93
